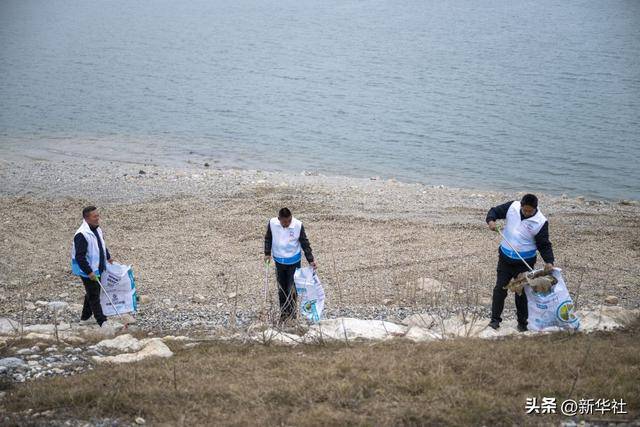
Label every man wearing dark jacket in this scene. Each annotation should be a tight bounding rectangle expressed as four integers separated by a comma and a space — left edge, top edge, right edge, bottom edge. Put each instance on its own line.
486, 194, 554, 331
71, 206, 113, 327
264, 207, 316, 322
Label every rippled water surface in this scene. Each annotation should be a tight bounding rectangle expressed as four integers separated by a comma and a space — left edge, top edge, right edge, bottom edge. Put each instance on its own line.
1, 0, 639, 199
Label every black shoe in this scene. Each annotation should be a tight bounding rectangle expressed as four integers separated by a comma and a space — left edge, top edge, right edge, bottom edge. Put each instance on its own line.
488, 321, 500, 330
517, 323, 528, 332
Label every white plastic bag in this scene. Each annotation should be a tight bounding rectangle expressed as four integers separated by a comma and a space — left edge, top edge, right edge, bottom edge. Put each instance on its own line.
524, 268, 579, 331
99, 263, 138, 316
294, 267, 325, 323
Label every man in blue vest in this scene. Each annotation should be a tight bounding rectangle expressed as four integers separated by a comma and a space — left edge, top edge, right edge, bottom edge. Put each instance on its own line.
71, 206, 114, 327
486, 194, 554, 331
264, 207, 316, 322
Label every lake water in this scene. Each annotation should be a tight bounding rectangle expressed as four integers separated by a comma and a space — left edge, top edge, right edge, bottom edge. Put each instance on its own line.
1, 0, 639, 200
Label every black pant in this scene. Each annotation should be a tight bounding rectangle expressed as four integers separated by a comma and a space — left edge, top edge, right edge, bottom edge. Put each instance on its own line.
491, 255, 536, 326
275, 261, 300, 321
81, 277, 107, 325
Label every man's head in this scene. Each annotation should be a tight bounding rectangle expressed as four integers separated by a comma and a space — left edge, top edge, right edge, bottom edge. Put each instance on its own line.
278, 207, 292, 228
520, 194, 538, 218
82, 206, 100, 227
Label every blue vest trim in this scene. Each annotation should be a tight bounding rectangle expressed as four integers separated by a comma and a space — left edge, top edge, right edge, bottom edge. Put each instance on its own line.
71, 259, 99, 278
500, 245, 537, 260
273, 251, 302, 265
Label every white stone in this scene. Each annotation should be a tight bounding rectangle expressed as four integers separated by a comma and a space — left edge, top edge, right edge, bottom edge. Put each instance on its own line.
97, 334, 144, 352
402, 313, 437, 329
162, 335, 191, 342
70, 303, 84, 312
47, 301, 69, 312
93, 339, 173, 364
599, 306, 640, 326
24, 323, 71, 334
254, 329, 301, 345
404, 326, 442, 342
23, 332, 54, 341
192, 294, 206, 303
576, 310, 624, 331
0, 357, 26, 368
0, 318, 20, 335
604, 296, 619, 306
433, 316, 488, 338
35, 300, 48, 307
306, 318, 407, 342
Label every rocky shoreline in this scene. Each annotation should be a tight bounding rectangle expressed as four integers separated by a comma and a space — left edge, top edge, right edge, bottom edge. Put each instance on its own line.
1, 157, 639, 357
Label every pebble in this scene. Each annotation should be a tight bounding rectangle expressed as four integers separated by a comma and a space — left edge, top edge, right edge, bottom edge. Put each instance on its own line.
604, 295, 619, 305
0, 357, 26, 368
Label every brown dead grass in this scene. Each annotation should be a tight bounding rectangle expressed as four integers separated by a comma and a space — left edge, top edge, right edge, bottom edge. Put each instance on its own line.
2, 323, 639, 426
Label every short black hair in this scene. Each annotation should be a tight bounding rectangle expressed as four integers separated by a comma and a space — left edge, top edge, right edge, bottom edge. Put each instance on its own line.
278, 207, 292, 218
521, 194, 538, 209
82, 206, 97, 218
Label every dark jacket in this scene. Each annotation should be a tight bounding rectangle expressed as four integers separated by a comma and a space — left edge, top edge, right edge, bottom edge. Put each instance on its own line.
73, 226, 111, 276
486, 201, 554, 264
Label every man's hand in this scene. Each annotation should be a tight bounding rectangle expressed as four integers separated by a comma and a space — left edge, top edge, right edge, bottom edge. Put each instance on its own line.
487, 221, 497, 231
107, 258, 114, 264
544, 263, 554, 273
89, 272, 99, 282
264, 255, 271, 265
310, 260, 318, 271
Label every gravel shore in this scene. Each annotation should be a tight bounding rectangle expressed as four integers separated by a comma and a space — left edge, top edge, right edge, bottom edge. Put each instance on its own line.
1, 156, 638, 333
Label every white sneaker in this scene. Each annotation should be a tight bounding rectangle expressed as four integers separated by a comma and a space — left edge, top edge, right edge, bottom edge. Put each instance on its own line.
79, 318, 94, 326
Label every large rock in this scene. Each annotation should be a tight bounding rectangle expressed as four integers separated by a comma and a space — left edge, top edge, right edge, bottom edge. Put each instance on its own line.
76, 324, 119, 340
599, 306, 640, 326
575, 309, 634, 331
476, 321, 520, 339
92, 339, 173, 364
0, 357, 27, 369
426, 315, 487, 338
97, 334, 144, 352
253, 329, 301, 345
404, 326, 442, 342
0, 318, 20, 335
306, 318, 407, 342
402, 313, 437, 329
24, 323, 71, 334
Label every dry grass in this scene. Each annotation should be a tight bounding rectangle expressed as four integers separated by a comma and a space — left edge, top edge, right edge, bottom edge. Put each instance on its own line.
2, 322, 639, 426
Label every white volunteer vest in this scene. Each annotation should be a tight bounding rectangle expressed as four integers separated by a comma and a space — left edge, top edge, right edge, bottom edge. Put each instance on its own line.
71, 220, 108, 277
500, 201, 547, 260
269, 217, 302, 265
